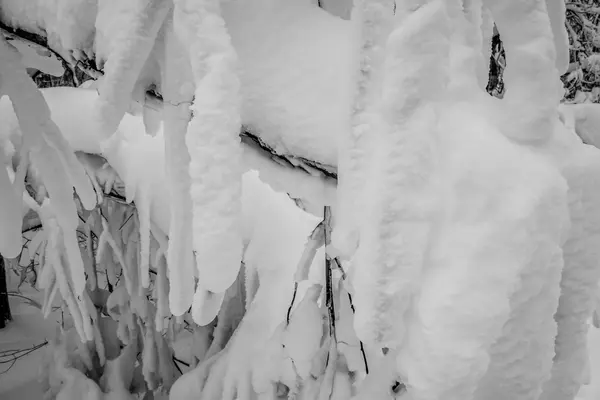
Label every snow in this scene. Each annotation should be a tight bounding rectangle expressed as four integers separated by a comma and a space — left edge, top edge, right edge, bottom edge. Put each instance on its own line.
483, 0, 563, 142
332, 0, 395, 259
161, 25, 196, 317
545, 0, 570, 75
222, 0, 354, 168
173, 0, 244, 299
0, 0, 97, 62
95, 0, 169, 137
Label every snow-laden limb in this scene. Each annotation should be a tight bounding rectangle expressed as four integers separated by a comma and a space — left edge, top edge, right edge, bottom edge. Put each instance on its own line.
95, 0, 170, 137
351, 0, 448, 351
538, 130, 600, 400
483, 0, 562, 142
545, 0, 570, 76
162, 22, 196, 317
173, 0, 244, 298
332, 0, 395, 259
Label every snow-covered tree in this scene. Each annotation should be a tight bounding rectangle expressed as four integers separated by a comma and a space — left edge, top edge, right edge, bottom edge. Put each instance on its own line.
2, 1, 600, 400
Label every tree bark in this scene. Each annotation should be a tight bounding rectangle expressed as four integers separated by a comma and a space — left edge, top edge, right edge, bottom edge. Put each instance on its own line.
0, 256, 12, 329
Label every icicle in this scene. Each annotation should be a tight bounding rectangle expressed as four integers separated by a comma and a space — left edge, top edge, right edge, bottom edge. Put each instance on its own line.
95, 0, 170, 137
138, 187, 151, 288
155, 254, 170, 332
332, 0, 395, 259
162, 25, 197, 316
173, 0, 244, 295
192, 288, 225, 327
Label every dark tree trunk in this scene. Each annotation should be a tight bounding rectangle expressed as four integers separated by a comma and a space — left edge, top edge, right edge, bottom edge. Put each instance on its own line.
0, 257, 12, 329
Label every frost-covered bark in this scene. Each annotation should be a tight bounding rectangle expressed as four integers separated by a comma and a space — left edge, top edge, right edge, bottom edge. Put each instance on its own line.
172, 0, 243, 301
332, 0, 395, 259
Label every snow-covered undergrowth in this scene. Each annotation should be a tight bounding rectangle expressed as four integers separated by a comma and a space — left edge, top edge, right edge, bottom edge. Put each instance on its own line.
2, 0, 600, 400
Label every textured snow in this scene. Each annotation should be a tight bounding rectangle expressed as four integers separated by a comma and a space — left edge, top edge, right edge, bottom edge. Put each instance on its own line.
545, 0, 570, 75
223, 0, 354, 168
95, 0, 169, 138
1, 0, 356, 174
173, 0, 244, 299
332, 0, 395, 259
0, 0, 97, 62
483, 0, 563, 142
352, 0, 444, 352
161, 20, 196, 317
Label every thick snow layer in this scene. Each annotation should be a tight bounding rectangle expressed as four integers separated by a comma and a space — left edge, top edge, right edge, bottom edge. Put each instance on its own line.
222, 0, 354, 167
